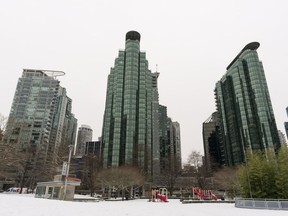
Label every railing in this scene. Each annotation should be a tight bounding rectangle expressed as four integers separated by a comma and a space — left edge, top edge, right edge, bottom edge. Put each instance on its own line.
235, 198, 288, 210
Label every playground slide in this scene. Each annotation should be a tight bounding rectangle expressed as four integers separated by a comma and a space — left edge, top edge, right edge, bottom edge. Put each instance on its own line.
156, 194, 168, 202
194, 188, 206, 200
209, 191, 218, 200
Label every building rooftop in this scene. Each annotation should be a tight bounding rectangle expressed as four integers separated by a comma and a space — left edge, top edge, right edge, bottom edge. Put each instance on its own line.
226, 42, 260, 70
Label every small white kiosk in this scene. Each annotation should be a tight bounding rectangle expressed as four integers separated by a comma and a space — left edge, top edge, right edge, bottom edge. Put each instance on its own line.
35, 175, 81, 201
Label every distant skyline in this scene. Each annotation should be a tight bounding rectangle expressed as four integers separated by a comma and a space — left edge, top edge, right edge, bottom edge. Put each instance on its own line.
1, 0, 288, 162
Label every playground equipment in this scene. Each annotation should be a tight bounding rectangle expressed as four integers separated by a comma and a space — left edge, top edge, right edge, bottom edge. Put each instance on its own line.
150, 188, 168, 202
192, 187, 218, 200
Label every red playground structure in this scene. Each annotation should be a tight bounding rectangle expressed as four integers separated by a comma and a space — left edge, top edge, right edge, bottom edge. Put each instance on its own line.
192, 187, 218, 200
150, 188, 168, 202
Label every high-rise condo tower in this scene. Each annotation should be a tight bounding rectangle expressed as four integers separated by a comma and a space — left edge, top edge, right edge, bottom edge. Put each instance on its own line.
101, 31, 158, 177
215, 42, 280, 166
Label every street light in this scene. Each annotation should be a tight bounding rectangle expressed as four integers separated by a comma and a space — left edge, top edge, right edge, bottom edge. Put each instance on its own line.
63, 144, 74, 200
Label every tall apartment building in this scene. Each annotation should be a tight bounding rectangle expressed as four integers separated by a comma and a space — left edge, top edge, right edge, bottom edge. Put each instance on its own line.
215, 42, 280, 166
151, 72, 160, 179
85, 141, 101, 158
49, 87, 77, 158
170, 121, 182, 172
3, 69, 77, 179
158, 106, 182, 174
101, 31, 181, 180
159, 105, 169, 171
76, 125, 93, 156
101, 31, 155, 176
202, 112, 223, 173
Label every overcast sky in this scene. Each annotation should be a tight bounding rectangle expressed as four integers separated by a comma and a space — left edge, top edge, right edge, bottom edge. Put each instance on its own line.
1, 0, 288, 162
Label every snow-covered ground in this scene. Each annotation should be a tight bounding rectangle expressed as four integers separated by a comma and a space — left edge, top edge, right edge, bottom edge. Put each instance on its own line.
0, 194, 287, 216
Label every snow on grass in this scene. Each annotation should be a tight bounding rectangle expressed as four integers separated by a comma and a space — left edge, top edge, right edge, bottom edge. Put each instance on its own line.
0, 194, 287, 216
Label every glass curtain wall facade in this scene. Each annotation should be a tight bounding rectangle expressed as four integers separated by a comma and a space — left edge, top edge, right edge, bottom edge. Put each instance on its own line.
202, 112, 223, 173
76, 125, 93, 156
5, 70, 60, 153
166, 118, 182, 174
171, 121, 182, 172
158, 107, 182, 174
58, 95, 77, 156
151, 72, 160, 179
159, 105, 169, 171
49, 87, 77, 160
101, 31, 154, 176
4, 69, 77, 173
215, 42, 280, 166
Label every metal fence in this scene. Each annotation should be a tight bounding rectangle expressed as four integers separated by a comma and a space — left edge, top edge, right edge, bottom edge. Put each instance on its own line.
235, 198, 288, 210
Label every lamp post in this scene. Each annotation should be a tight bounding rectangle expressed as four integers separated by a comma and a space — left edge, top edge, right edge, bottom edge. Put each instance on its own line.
63, 144, 74, 200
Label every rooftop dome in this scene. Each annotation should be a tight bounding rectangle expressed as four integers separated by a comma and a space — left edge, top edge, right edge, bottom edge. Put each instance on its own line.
126, 31, 141, 41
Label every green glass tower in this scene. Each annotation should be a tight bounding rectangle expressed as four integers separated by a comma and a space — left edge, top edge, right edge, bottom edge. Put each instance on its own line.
101, 31, 157, 176
215, 42, 280, 166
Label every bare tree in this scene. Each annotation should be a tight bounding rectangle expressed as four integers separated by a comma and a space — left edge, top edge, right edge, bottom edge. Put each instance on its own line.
0, 141, 36, 193
79, 153, 102, 196
0, 113, 7, 140
0, 114, 77, 191
213, 167, 239, 199
184, 150, 212, 189
157, 169, 181, 195
0, 139, 68, 192
97, 166, 145, 200
0, 140, 19, 180
187, 150, 203, 169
